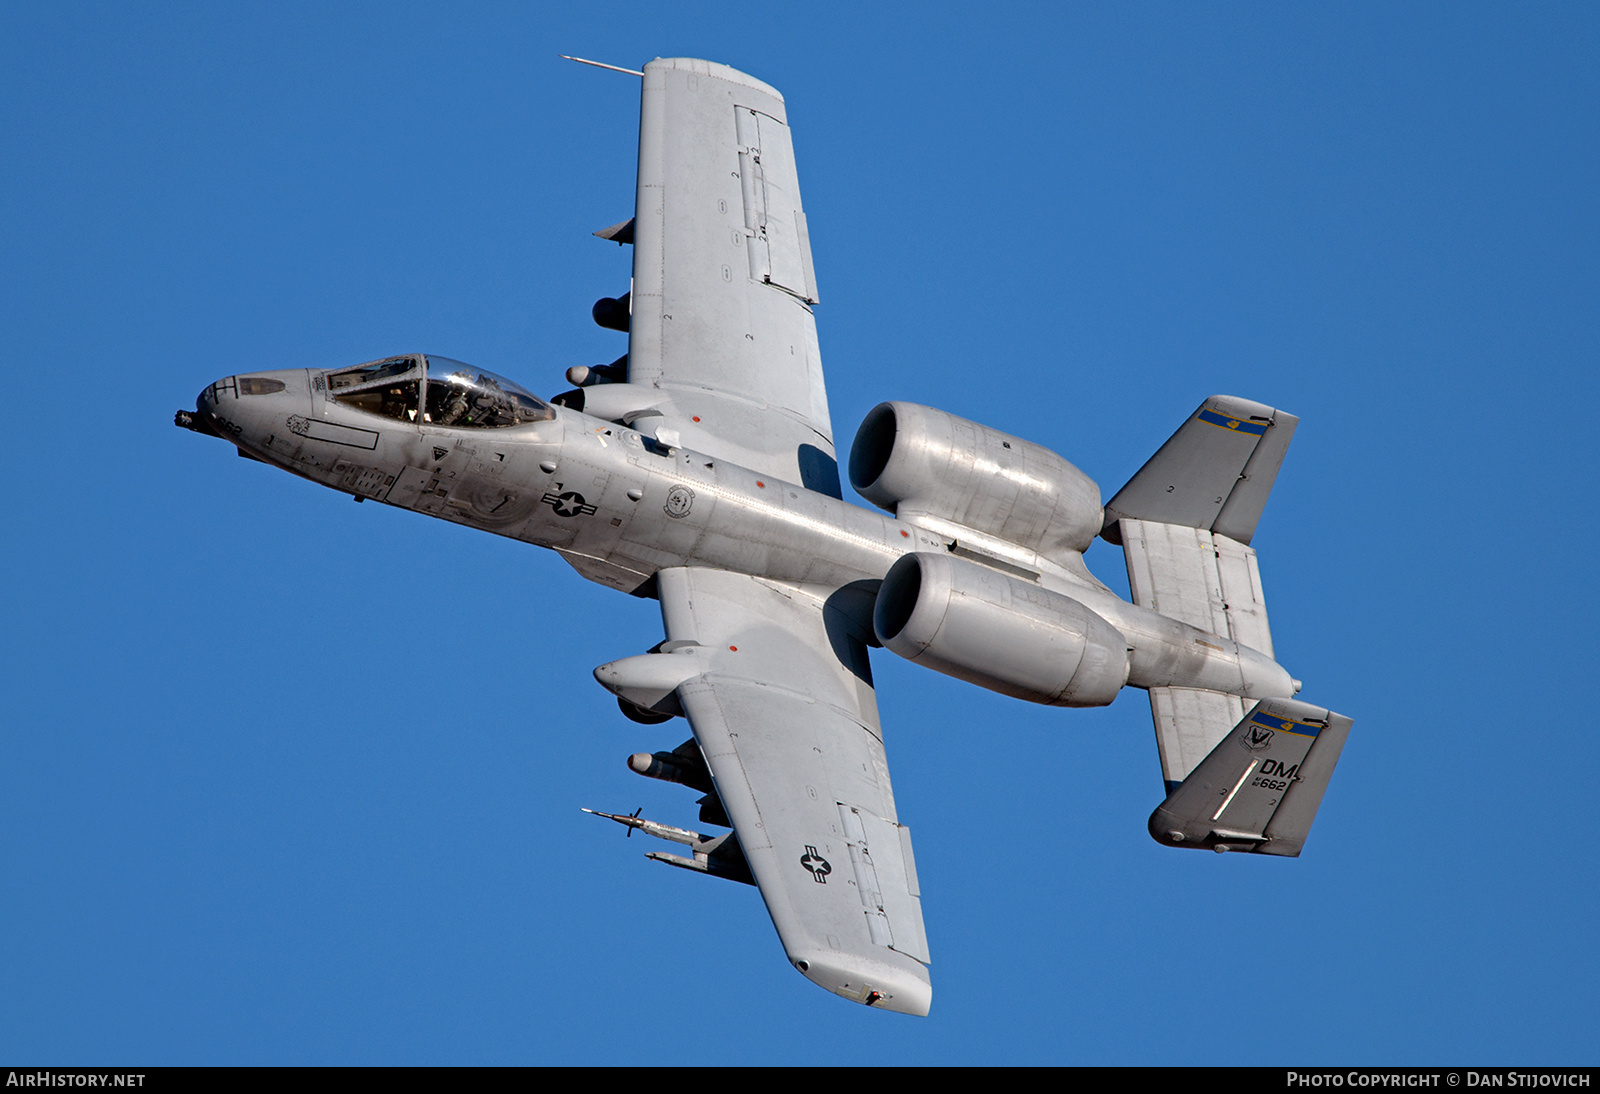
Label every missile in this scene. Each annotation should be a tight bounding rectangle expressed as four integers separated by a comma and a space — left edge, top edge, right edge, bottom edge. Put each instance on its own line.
581, 807, 707, 848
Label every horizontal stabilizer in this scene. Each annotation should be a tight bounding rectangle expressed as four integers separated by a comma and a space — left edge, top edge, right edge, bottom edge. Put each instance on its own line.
1148, 686, 1248, 793
1148, 698, 1352, 857
1120, 516, 1281, 788
1119, 519, 1273, 655
1103, 396, 1297, 546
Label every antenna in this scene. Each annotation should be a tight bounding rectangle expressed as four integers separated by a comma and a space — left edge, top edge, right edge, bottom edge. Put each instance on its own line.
559, 55, 644, 77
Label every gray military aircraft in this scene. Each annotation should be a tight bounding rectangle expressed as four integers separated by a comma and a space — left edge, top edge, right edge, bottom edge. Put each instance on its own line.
177, 58, 1351, 1017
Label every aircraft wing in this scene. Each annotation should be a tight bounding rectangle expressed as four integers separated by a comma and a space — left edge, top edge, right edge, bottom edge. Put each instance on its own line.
654, 566, 932, 1015
624, 58, 840, 496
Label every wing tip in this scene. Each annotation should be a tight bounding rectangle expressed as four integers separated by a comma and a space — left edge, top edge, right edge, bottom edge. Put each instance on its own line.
643, 57, 786, 103
792, 951, 932, 1016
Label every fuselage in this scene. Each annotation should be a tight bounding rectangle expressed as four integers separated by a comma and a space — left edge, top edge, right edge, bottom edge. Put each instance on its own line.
188, 362, 1295, 700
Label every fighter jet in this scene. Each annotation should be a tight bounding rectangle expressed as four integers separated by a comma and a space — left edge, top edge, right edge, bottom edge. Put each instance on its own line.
177, 58, 1351, 1017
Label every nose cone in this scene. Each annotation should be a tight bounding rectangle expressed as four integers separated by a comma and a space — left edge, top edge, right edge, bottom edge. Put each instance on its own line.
193, 370, 312, 452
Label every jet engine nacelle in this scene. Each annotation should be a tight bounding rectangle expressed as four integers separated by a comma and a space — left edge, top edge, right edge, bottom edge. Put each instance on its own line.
874, 552, 1130, 707
849, 402, 1103, 557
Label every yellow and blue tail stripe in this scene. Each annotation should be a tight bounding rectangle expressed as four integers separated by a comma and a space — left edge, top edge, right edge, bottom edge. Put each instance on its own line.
1249, 709, 1321, 737
1198, 408, 1269, 435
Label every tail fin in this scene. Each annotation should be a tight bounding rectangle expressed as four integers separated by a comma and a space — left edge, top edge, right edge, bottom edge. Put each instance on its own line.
1108, 397, 1347, 851
1148, 698, 1353, 857
1101, 395, 1297, 547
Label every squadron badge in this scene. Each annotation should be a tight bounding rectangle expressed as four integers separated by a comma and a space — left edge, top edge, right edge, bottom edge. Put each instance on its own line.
664, 485, 695, 519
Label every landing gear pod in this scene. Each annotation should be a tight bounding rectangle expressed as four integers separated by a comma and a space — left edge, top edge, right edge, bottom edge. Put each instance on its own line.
592, 292, 631, 332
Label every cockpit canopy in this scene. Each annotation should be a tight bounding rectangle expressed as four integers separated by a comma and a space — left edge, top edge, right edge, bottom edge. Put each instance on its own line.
325, 354, 555, 429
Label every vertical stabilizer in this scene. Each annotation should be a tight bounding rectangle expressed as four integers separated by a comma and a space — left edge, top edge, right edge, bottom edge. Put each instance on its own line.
1149, 699, 1353, 857
1101, 396, 1297, 547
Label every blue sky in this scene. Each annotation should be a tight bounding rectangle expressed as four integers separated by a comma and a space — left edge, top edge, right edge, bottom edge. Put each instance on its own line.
3, 2, 1596, 1065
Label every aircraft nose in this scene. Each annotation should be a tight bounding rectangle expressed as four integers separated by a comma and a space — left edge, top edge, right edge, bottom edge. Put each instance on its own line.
178, 376, 233, 437
185, 371, 311, 449
194, 378, 219, 413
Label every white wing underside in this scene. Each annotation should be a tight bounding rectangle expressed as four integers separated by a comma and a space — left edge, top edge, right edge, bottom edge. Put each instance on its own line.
657, 567, 932, 1015
604, 59, 928, 1014
1119, 517, 1276, 787
628, 58, 839, 495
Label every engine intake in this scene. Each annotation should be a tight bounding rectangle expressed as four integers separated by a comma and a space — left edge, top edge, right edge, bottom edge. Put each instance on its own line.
875, 552, 1130, 707
850, 403, 1103, 558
